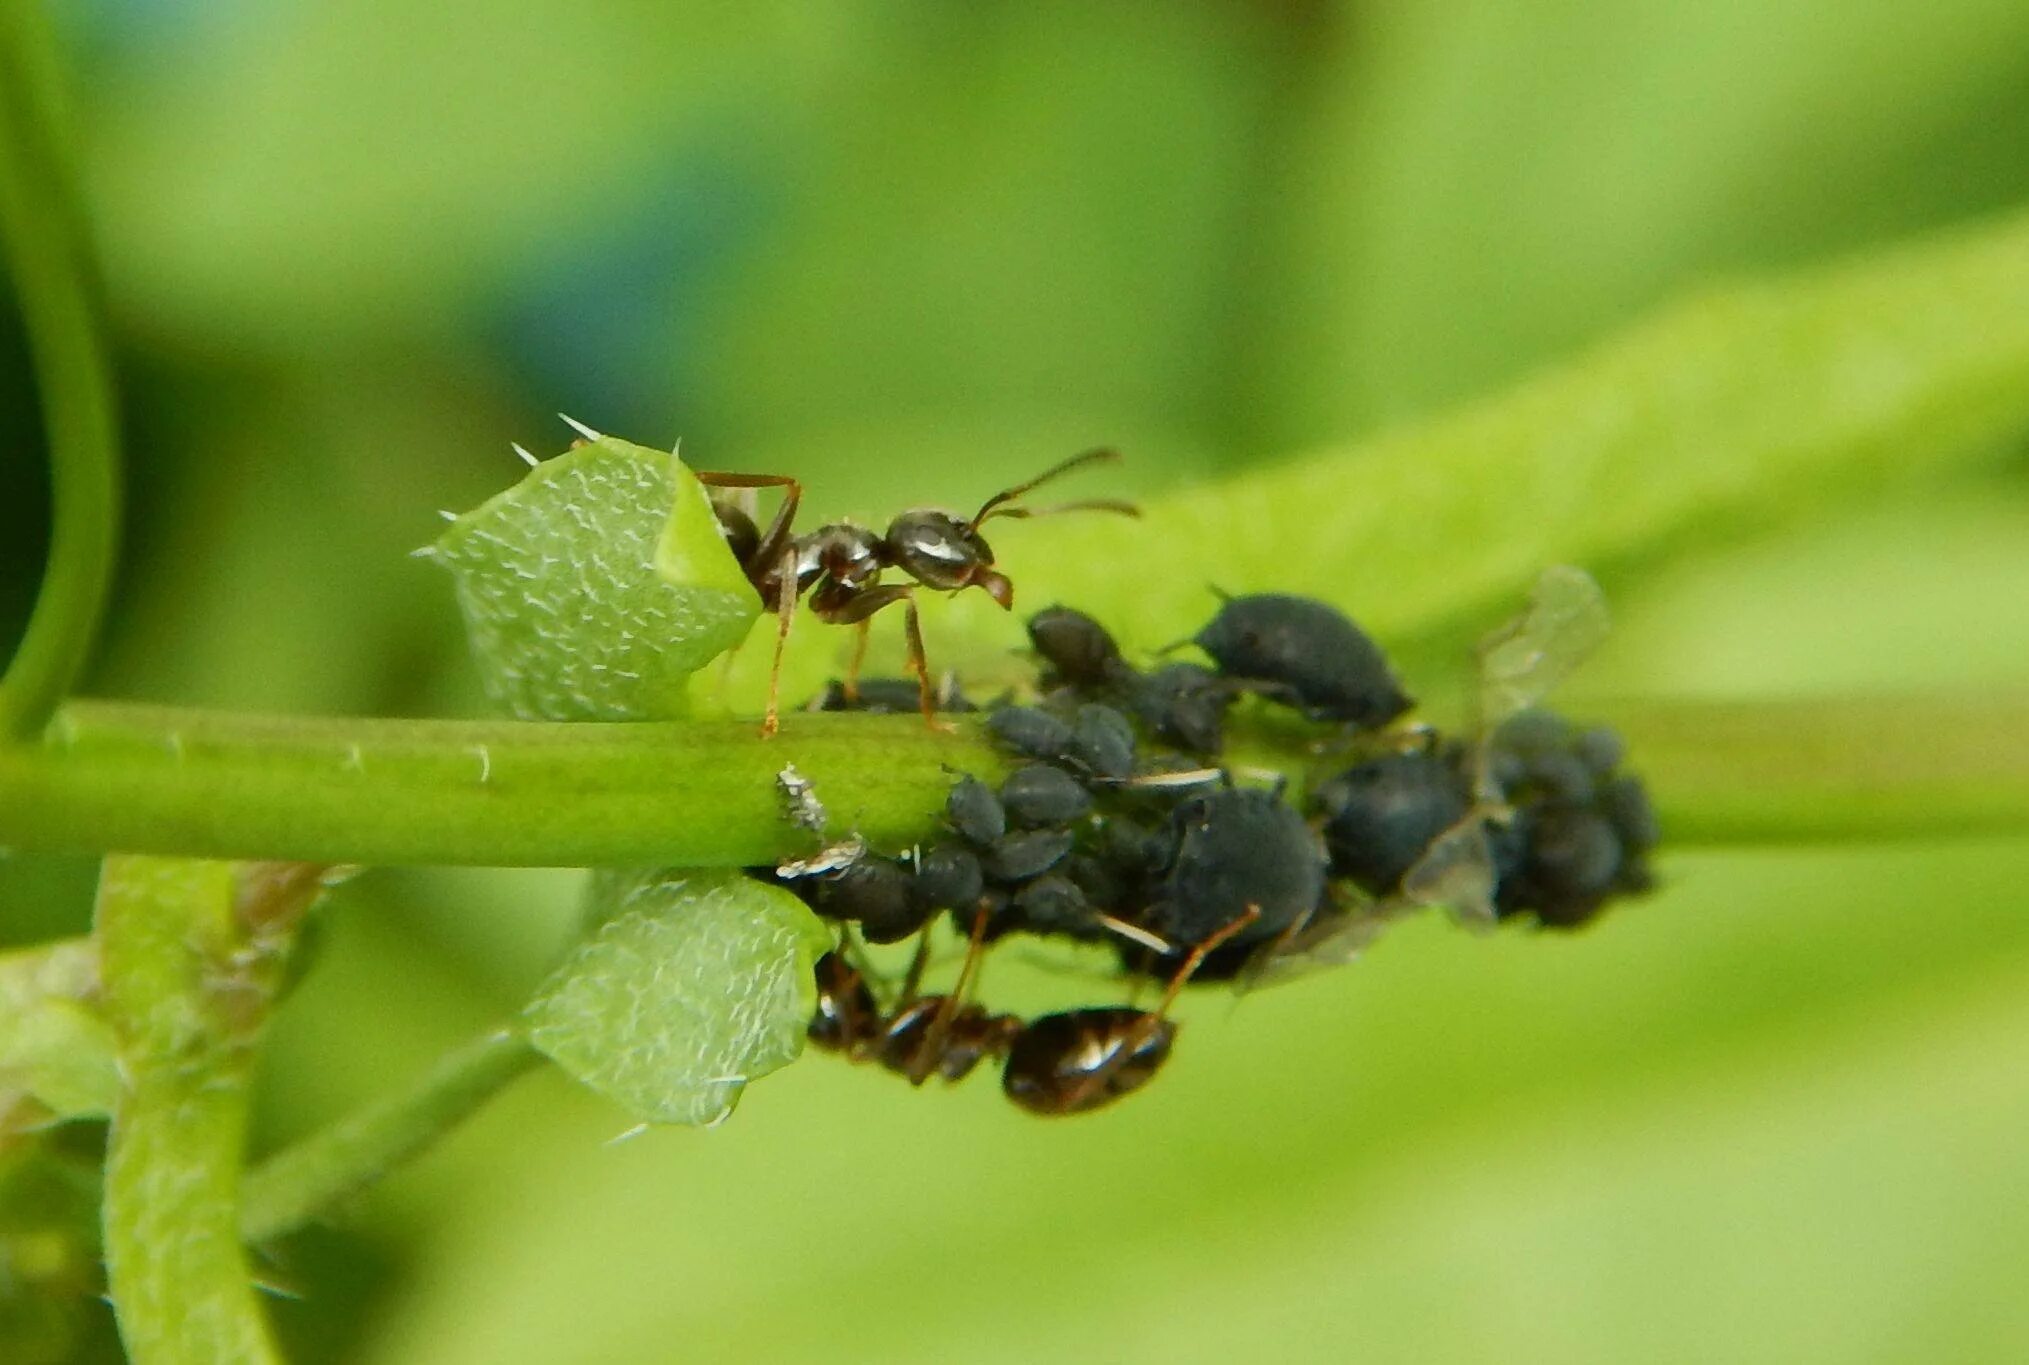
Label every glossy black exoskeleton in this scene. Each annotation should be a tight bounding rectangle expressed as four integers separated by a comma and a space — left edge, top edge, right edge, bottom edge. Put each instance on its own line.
1311, 750, 1472, 895
703, 449, 1136, 733
1194, 593, 1411, 729
1001, 1008, 1176, 1116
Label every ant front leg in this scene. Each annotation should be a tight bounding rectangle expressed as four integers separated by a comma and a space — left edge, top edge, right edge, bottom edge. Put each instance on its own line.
696, 472, 806, 737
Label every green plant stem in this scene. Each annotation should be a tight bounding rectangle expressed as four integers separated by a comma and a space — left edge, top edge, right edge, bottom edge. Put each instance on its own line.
0, 702, 1008, 866
240, 1027, 541, 1244
0, 4, 122, 742
1609, 695, 2029, 845
0, 695, 2022, 867
97, 857, 295, 1365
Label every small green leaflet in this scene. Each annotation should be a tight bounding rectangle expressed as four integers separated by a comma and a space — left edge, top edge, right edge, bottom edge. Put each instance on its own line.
525, 869, 833, 1127
0, 940, 117, 1128
429, 434, 762, 721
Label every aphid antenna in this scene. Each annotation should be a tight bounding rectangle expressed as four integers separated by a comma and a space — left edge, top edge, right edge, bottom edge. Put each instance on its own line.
1095, 913, 1173, 955
1105, 767, 1225, 791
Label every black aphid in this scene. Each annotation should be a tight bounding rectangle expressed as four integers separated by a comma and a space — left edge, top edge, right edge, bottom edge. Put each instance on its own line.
1142, 786, 1326, 949
912, 842, 985, 914
1311, 750, 1471, 895
980, 828, 1077, 883
809, 856, 931, 944
1129, 662, 1232, 755
1068, 703, 1138, 779
986, 705, 1076, 763
1483, 712, 1659, 929
999, 763, 1093, 828
1028, 605, 1131, 691
1012, 874, 1095, 937
815, 676, 976, 714
1194, 593, 1412, 728
946, 775, 1007, 845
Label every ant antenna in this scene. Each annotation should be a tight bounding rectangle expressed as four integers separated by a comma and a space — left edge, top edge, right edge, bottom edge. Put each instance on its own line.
968, 448, 1131, 530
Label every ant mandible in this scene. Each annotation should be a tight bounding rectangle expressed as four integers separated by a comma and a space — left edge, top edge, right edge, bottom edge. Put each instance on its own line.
698, 448, 1136, 735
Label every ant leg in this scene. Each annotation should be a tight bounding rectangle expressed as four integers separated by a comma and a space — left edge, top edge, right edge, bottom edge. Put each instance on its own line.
760, 543, 797, 737
843, 619, 871, 704
818, 584, 951, 731
905, 904, 990, 1086
899, 592, 945, 730
693, 471, 803, 571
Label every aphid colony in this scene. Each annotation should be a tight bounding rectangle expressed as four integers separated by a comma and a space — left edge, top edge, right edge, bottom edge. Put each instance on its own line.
763, 570, 1659, 1116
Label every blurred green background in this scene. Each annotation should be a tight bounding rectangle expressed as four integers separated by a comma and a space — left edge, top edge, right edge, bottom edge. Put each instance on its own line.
6, 1, 2029, 1361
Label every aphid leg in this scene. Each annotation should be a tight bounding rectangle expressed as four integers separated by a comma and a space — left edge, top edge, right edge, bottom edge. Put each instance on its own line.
1065, 904, 1263, 1111
905, 904, 991, 1086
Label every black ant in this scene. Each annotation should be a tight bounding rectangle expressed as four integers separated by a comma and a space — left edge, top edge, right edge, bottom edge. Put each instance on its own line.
699, 448, 1136, 734
806, 906, 1258, 1116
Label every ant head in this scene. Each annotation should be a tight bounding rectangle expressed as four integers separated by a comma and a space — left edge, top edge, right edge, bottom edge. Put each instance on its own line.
885, 509, 996, 592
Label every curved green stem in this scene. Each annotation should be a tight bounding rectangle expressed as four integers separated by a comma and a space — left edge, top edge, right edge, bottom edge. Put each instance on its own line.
97, 858, 306, 1365
0, 5, 122, 742
0, 695, 2022, 867
241, 1027, 541, 1244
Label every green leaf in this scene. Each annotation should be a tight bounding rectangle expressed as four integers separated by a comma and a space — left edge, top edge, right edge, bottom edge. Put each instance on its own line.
430, 436, 761, 721
525, 868, 831, 1127
0, 940, 116, 1127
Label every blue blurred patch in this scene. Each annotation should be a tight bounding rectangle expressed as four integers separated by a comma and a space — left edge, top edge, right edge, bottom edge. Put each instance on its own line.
483, 145, 775, 442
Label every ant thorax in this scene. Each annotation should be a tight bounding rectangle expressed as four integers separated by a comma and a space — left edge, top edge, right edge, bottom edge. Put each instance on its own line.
793, 523, 882, 593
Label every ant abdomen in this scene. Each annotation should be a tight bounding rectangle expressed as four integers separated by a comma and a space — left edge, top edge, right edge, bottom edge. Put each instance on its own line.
1001, 1008, 1177, 1117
